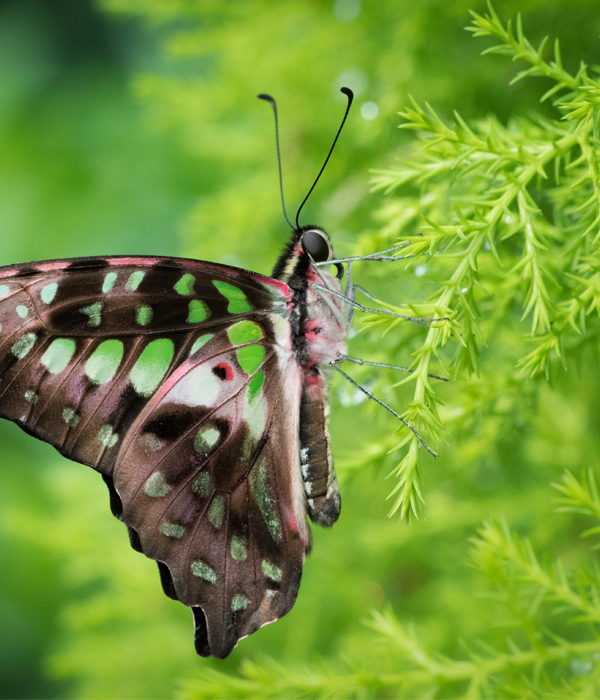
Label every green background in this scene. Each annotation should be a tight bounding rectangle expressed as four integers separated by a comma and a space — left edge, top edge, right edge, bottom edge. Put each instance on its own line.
1, 0, 600, 697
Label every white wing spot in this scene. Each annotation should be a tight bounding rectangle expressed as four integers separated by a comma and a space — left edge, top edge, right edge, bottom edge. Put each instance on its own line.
168, 364, 221, 407
16, 305, 28, 318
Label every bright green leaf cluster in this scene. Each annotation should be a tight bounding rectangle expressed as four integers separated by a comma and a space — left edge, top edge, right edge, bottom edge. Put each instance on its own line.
181, 469, 600, 699
367, 2, 600, 520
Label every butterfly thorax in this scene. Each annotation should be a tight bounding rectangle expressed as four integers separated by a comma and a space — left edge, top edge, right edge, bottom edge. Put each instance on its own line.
272, 227, 348, 379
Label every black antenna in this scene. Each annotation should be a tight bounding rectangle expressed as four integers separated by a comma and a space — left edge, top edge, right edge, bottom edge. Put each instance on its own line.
295, 87, 354, 230
258, 93, 294, 230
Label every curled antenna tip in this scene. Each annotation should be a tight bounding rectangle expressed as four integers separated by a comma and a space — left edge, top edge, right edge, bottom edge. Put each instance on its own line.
258, 91, 294, 230
295, 86, 355, 229
341, 87, 354, 103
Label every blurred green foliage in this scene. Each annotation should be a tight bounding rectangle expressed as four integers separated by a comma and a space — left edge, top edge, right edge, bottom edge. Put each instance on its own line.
3, 0, 600, 698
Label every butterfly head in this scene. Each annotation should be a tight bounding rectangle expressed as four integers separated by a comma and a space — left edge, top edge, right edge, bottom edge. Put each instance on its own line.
272, 225, 342, 287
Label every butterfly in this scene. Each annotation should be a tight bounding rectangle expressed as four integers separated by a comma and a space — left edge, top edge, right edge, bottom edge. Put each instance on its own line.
0, 88, 363, 659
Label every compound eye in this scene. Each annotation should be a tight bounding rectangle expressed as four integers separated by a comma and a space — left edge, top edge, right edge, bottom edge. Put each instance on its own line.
302, 230, 331, 262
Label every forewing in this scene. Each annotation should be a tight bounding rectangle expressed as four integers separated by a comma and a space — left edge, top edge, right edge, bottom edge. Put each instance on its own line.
0, 255, 289, 477
112, 328, 308, 658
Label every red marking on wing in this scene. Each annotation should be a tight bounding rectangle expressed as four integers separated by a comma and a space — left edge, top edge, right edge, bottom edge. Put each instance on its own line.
36, 262, 70, 272
213, 362, 234, 381
288, 517, 298, 532
259, 277, 292, 300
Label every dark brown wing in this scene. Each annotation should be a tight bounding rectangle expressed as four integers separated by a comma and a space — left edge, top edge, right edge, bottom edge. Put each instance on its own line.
0, 255, 309, 658
0, 255, 289, 476
111, 333, 308, 658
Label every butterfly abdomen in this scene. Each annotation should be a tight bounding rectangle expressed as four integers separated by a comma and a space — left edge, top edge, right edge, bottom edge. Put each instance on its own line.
299, 386, 340, 526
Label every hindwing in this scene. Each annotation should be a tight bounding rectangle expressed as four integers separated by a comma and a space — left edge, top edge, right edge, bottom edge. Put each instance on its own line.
113, 334, 307, 658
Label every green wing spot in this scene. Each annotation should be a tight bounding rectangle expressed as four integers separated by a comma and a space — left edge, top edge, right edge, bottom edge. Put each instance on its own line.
262, 559, 283, 582
136, 305, 153, 326
97, 425, 118, 448
227, 321, 264, 346
161, 523, 184, 538
231, 536, 248, 561
248, 371, 265, 403
16, 305, 28, 318
0, 285, 10, 298
174, 273, 195, 296
192, 472, 211, 497
42, 338, 76, 375
187, 299, 210, 323
85, 339, 124, 385
231, 594, 249, 612
189, 334, 214, 356
213, 280, 253, 313
41, 282, 58, 303
208, 495, 225, 528
250, 458, 282, 542
102, 272, 117, 293
62, 408, 79, 427
125, 270, 145, 291
194, 425, 220, 455
191, 560, 216, 583
12, 333, 37, 359
236, 345, 265, 374
80, 301, 103, 327
145, 472, 171, 498
130, 338, 174, 398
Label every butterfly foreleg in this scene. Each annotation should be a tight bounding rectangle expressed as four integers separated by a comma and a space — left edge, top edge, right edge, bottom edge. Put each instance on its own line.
344, 261, 355, 326
312, 283, 443, 325
314, 242, 412, 265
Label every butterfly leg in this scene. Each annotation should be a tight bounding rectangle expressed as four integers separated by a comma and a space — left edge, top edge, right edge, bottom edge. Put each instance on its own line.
314, 242, 412, 265
314, 283, 445, 325
344, 261, 356, 326
330, 361, 436, 457
339, 355, 448, 381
